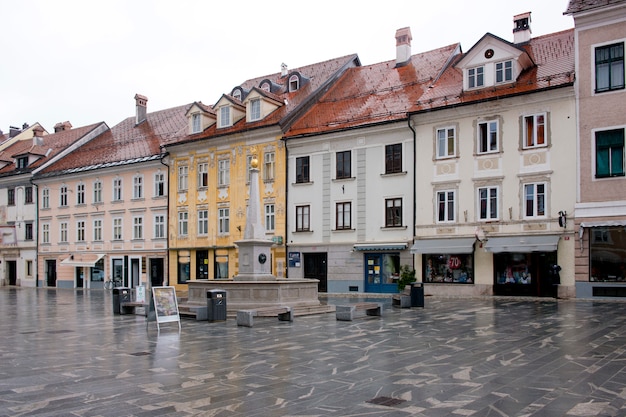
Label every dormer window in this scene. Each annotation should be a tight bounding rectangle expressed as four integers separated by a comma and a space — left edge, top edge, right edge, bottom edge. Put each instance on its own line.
468, 66, 484, 88
288, 74, 300, 92
232, 90, 242, 101
250, 99, 261, 121
219, 106, 231, 128
496, 60, 513, 83
16, 156, 28, 169
191, 113, 202, 133
260, 81, 271, 92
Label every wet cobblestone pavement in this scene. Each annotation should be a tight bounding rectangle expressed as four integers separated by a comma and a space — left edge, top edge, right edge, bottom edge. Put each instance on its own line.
1, 287, 625, 416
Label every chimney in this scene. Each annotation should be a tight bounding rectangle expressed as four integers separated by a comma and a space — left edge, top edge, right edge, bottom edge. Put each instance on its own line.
513, 12, 532, 44
54, 121, 72, 133
395, 27, 412, 67
281, 63, 288, 77
22, 123, 29, 130
33, 126, 45, 146
135, 94, 148, 125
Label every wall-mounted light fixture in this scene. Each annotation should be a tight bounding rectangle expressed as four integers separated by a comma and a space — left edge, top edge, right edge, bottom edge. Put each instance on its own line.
558, 211, 567, 228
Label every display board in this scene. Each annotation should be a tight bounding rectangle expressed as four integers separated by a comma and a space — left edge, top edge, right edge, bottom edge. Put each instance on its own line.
151, 286, 181, 332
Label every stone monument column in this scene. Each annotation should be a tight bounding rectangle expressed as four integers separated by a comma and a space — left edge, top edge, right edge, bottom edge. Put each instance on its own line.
233, 156, 276, 281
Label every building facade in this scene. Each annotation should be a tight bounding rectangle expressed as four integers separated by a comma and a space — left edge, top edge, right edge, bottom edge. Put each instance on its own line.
566, 0, 626, 297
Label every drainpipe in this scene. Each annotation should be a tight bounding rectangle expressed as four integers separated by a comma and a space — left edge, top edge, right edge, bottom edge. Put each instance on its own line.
160, 149, 170, 286
30, 177, 39, 287
407, 117, 417, 273
282, 137, 289, 278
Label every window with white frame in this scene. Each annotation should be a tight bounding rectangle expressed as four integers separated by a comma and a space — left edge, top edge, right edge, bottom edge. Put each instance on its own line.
232, 90, 242, 101
250, 99, 261, 121
93, 180, 102, 203
478, 186, 499, 220
218, 159, 230, 186
77, 220, 85, 242
219, 106, 231, 128
154, 215, 165, 239
197, 162, 208, 188
265, 204, 275, 232
113, 218, 123, 240
178, 165, 188, 191
154, 172, 165, 196
178, 211, 188, 236
42, 187, 49, 209
218, 208, 230, 235
133, 175, 143, 199
385, 198, 403, 227
496, 60, 513, 83
468, 66, 484, 88
113, 178, 122, 201
524, 182, 546, 217
595, 129, 625, 178
76, 183, 85, 205
264, 151, 275, 181
336, 202, 352, 230
478, 120, 499, 154
192, 113, 202, 133
289, 74, 299, 92
246, 155, 253, 183
437, 127, 456, 158
198, 210, 208, 235
93, 219, 102, 241
42, 223, 49, 244
296, 205, 310, 231
60, 185, 68, 207
60, 222, 68, 243
523, 114, 546, 148
133, 216, 143, 239
437, 190, 455, 223
595, 42, 624, 93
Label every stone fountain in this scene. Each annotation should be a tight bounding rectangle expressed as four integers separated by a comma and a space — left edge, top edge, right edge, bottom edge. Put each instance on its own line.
185, 156, 324, 314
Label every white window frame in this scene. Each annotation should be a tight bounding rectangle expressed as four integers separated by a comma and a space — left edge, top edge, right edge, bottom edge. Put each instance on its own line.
93, 219, 102, 241
197, 162, 208, 188
133, 216, 143, 240
133, 175, 143, 199
264, 151, 275, 181
154, 172, 166, 197
178, 165, 188, 191
436, 190, 456, 223
478, 186, 499, 221
468, 66, 484, 88
154, 215, 165, 239
113, 178, 122, 201
113, 218, 123, 240
436, 127, 456, 159
218, 208, 230, 235
218, 159, 230, 186
523, 113, 547, 149
60, 222, 68, 243
76, 220, 86, 242
524, 182, 546, 218
76, 183, 85, 205
93, 180, 102, 203
496, 60, 513, 83
289, 74, 300, 92
198, 210, 208, 235
42, 187, 49, 209
42, 223, 49, 244
250, 98, 261, 121
191, 113, 202, 133
178, 211, 188, 236
478, 120, 499, 154
219, 106, 231, 128
60, 185, 68, 207
265, 204, 275, 232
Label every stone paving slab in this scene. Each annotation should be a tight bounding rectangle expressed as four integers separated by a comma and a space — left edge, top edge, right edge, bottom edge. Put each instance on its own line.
0, 288, 625, 416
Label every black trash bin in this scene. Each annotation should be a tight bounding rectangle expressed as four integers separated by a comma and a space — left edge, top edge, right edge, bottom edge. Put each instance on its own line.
410, 283, 424, 308
207, 290, 227, 322
112, 287, 131, 314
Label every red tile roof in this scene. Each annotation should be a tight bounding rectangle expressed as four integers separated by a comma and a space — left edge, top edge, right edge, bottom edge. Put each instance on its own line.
37, 104, 190, 175
0, 122, 106, 176
285, 44, 460, 137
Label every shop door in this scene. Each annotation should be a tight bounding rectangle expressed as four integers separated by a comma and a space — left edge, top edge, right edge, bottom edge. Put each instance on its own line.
304, 253, 327, 292
131, 258, 140, 288
364, 253, 400, 293
7, 261, 17, 285
196, 250, 208, 280
46, 260, 56, 287
150, 258, 164, 287
76, 268, 84, 288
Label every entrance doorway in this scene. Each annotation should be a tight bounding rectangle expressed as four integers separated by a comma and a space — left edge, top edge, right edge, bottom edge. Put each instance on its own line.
46, 260, 57, 287
75, 268, 84, 288
150, 258, 164, 287
364, 253, 400, 293
131, 258, 140, 287
7, 261, 17, 285
196, 250, 208, 280
304, 252, 327, 292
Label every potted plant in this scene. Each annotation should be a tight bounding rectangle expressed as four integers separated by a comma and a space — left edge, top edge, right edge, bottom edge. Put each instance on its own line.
397, 264, 416, 291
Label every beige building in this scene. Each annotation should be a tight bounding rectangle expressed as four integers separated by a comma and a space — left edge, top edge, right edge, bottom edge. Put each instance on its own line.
566, 0, 626, 297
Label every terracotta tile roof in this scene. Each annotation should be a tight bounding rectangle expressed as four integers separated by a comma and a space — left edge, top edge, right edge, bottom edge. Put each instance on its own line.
176, 54, 360, 145
413, 29, 575, 113
0, 122, 105, 177
284, 44, 460, 137
565, 0, 626, 14
38, 104, 189, 175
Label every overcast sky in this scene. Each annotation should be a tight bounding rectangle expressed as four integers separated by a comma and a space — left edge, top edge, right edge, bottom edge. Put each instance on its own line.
0, 0, 573, 133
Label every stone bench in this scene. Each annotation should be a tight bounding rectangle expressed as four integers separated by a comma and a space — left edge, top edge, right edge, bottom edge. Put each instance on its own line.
335, 302, 383, 321
119, 301, 149, 316
236, 306, 293, 327
178, 304, 208, 321
392, 285, 411, 308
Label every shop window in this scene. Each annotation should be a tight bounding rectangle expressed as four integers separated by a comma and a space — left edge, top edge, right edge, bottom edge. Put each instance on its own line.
178, 260, 190, 283
91, 259, 104, 282
590, 227, 626, 282
215, 250, 229, 279
424, 254, 473, 283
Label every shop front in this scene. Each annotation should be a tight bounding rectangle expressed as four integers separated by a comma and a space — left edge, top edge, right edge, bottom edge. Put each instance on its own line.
485, 235, 560, 297
354, 243, 409, 294
578, 222, 626, 297
411, 237, 476, 288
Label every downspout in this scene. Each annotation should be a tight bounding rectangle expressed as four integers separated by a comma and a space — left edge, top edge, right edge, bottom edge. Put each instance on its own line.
407, 117, 417, 273
30, 177, 39, 287
282, 137, 289, 278
160, 149, 170, 286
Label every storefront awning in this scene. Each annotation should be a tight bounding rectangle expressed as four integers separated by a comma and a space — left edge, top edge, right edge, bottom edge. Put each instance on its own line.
61, 253, 105, 268
353, 243, 408, 251
410, 237, 476, 254
484, 235, 560, 253
580, 220, 626, 228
